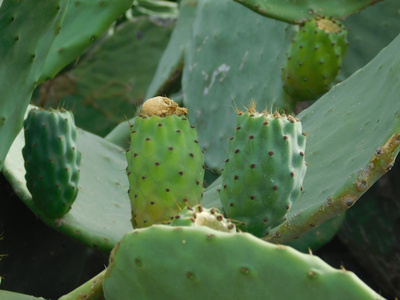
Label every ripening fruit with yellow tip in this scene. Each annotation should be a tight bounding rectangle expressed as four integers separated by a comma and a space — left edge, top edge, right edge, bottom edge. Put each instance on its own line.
126, 97, 204, 228
281, 16, 348, 101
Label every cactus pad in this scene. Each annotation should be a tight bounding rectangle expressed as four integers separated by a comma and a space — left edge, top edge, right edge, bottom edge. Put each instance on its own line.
22, 108, 81, 218
220, 103, 307, 237
103, 225, 384, 300
170, 204, 236, 233
126, 97, 204, 228
281, 17, 348, 101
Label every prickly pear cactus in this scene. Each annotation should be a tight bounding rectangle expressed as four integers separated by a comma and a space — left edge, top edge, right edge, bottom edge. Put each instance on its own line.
220, 103, 307, 237
126, 97, 205, 228
22, 108, 81, 218
103, 225, 384, 300
170, 204, 236, 233
281, 17, 348, 101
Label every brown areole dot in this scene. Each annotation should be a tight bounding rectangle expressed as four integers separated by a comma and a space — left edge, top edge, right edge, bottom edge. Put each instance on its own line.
250, 164, 256, 168
155, 162, 160, 166
179, 171, 183, 176
273, 185, 278, 191
189, 153, 194, 157
249, 135, 254, 139
268, 151, 274, 156
168, 146, 173, 151
166, 188, 170, 192
145, 137, 151, 141
234, 149, 240, 154
290, 172, 295, 177
234, 175, 239, 180
158, 123, 162, 127
283, 135, 289, 141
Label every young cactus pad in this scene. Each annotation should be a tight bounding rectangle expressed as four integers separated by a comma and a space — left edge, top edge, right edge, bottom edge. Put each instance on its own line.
126, 97, 205, 228
22, 108, 81, 218
220, 103, 307, 237
103, 225, 384, 300
281, 17, 348, 101
169, 204, 236, 233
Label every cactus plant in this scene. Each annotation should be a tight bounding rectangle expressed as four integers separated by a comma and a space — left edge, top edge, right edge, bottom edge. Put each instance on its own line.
281, 17, 348, 101
1, 0, 400, 298
22, 108, 81, 218
219, 103, 307, 237
126, 97, 204, 228
102, 226, 384, 300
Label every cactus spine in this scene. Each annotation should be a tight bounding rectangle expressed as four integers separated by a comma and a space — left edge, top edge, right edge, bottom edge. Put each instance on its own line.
126, 97, 205, 228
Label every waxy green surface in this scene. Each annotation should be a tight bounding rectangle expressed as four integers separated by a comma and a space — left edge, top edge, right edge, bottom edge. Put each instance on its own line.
103, 225, 384, 300
234, 0, 382, 24
0, 0, 68, 172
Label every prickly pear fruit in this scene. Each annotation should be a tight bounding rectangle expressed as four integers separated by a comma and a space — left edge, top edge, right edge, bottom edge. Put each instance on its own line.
170, 204, 236, 233
281, 17, 348, 101
126, 97, 204, 228
103, 225, 384, 300
22, 108, 81, 218
219, 103, 307, 237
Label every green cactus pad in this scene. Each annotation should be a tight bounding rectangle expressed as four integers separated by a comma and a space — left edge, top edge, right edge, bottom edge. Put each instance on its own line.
3, 105, 131, 252
220, 104, 307, 237
340, 0, 400, 79
234, 0, 379, 24
170, 204, 236, 233
22, 109, 81, 218
103, 225, 384, 300
126, 97, 205, 228
282, 17, 348, 101
0, 0, 67, 172
40, 0, 133, 82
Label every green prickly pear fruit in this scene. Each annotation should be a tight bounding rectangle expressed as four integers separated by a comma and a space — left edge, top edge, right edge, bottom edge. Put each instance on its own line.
170, 204, 236, 233
281, 17, 348, 101
126, 97, 205, 228
22, 108, 81, 218
219, 102, 307, 237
